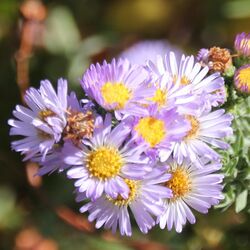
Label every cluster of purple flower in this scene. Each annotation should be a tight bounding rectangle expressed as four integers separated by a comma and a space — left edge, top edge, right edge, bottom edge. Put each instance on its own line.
9, 49, 233, 236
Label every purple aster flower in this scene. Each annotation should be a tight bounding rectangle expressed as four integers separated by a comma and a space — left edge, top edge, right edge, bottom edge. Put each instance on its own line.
158, 158, 224, 233
234, 32, 250, 57
119, 40, 182, 66
8, 78, 68, 161
80, 58, 154, 120
146, 68, 201, 116
146, 52, 225, 109
76, 166, 173, 236
172, 109, 233, 168
129, 105, 190, 162
234, 64, 250, 94
8, 79, 96, 176
64, 114, 151, 201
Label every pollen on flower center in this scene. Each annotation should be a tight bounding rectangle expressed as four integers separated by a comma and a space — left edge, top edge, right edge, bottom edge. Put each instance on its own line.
236, 67, 250, 89
135, 116, 166, 147
172, 75, 190, 85
185, 116, 200, 139
101, 82, 131, 110
149, 89, 167, 107
38, 109, 55, 121
166, 168, 191, 199
86, 147, 123, 180
107, 179, 138, 206
240, 38, 250, 48
180, 76, 190, 85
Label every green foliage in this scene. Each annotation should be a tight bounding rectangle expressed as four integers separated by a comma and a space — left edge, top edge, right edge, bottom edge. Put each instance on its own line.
218, 95, 250, 213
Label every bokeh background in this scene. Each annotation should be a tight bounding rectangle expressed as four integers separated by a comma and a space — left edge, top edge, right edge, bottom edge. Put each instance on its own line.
0, 0, 250, 249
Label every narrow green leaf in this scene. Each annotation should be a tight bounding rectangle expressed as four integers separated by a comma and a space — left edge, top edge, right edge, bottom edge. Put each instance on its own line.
235, 189, 248, 213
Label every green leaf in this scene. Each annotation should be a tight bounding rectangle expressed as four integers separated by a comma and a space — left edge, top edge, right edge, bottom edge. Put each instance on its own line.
235, 189, 248, 213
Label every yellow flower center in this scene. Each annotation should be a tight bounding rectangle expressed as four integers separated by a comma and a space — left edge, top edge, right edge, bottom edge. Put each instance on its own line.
166, 168, 191, 199
101, 82, 131, 110
172, 75, 190, 85
38, 109, 55, 122
185, 116, 200, 139
149, 89, 167, 107
135, 116, 166, 147
180, 75, 190, 85
107, 179, 138, 206
236, 67, 250, 90
86, 147, 122, 180
37, 109, 55, 140
240, 38, 250, 48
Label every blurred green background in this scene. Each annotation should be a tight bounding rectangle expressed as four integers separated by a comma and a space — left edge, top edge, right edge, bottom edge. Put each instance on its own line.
0, 0, 250, 249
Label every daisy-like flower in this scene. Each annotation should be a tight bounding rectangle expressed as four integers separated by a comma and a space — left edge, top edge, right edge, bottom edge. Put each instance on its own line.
64, 114, 151, 201
8, 78, 68, 161
158, 158, 224, 233
119, 40, 182, 66
146, 52, 225, 108
130, 105, 190, 162
146, 73, 200, 115
235, 32, 250, 57
76, 166, 173, 236
8, 78, 95, 173
234, 64, 250, 94
81, 58, 154, 120
173, 108, 233, 167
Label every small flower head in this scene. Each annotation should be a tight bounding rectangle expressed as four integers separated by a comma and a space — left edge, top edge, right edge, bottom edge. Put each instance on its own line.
81, 58, 153, 120
208, 47, 232, 73
8, 79, 68, 161
235, 32, 250, 57
131, 105, 190, 161
197, 48, 210, 63
234, 64, 250, 94
65, 114, 151, 201
158, 158, 224, 233
173, 109, 233, 167
146, 52, 225, 109
8, 79, 96, 175
76, 167, 173, 236
146, 72, 201, 115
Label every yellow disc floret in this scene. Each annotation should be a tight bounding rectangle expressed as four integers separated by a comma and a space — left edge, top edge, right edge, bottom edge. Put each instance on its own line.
135, 116, 166, 147
149, 89, 167, 107
236, 67, 250, 91
101, 82, 131, 110
86, 146, 123, 180
37, 109, 55, 139
172, 75, 190, 85
185, 115, 200, 139
166, 168, 191, 199
180, 76, 190, 85
240, 38, 250, 49
107, 179, 138, 206
38, 109, 55, 122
